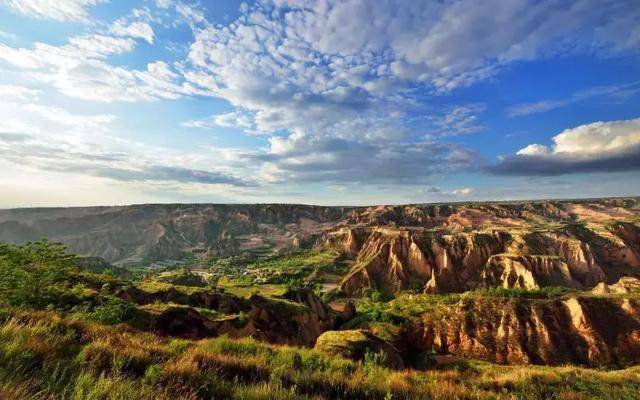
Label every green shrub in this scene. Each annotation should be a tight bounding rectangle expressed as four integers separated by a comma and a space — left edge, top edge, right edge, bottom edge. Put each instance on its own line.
363, 349, 388, 372
474, 286, 571, 299
234, 311, 250, 328
356, 289, 404, 324
0, 241, 77, 308
143, 364, 164, 385
166, 338, 190, 355
90, 296, 135, 325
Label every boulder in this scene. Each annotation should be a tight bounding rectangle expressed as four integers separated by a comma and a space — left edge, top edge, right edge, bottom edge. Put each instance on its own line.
314, 329, 404, 369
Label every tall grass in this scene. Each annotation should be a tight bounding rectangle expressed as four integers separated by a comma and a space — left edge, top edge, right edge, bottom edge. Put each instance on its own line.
1, 309, 640, 400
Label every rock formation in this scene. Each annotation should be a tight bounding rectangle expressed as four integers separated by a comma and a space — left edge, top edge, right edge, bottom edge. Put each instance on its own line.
335, 219, 639, 294
404, 295, 640, 366
122, 285, 335, 346
1, 198, 637, 267
314, 329, 405, 369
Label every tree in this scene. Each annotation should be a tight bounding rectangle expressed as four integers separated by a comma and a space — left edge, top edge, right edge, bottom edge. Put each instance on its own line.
0, 240, 77, 308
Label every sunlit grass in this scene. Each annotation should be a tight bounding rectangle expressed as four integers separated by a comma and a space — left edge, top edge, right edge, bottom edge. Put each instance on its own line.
2, 309, 640, 400
217, 276, 286, 298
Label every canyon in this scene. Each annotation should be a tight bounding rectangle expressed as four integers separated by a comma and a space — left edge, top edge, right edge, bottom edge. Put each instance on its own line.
1, 197, 640, 367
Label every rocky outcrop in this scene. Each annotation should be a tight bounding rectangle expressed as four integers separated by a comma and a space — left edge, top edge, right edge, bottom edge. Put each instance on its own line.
405, 296, 640, 366
519, 231, 606, 286
339, 228, 432, 295
592, 277, 640, 294
114, 286, 251, 314
314, 329, 405, 369
566, 223, 640, 278
336, 220, 640, 294
241, 293, 334, 346
1, 198, 637, 265
338, 229, 507, 294
424, 232, 506, 293
283, 288, 332, 321
608, 222, 640, 267
147, 288, 335, 346
0, 204, 353, 264
482, 255, 584, 289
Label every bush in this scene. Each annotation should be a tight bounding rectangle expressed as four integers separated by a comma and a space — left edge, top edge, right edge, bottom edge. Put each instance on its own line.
356, 289, 403, 324
144, 364, 164, 384
363, 349, 388, 371
0, 241, 77, 308
476, 286, 571, 299
166, 339, 191, 355
90, 296, 135, 325
284, 277, 305, 292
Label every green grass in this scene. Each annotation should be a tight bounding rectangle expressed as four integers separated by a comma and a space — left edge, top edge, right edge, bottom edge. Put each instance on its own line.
136, 280, 203, 295
205, 248, 345, 297
2, 310, 640, 400
217, 276, 286, 298
247, 248, 341, 271
139, 302, 224, 320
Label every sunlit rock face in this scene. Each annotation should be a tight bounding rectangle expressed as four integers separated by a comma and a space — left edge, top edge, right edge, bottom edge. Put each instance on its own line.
0, 198, 638, 292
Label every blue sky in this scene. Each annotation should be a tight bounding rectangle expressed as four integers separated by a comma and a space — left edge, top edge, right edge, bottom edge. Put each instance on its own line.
0, 0, 638, 207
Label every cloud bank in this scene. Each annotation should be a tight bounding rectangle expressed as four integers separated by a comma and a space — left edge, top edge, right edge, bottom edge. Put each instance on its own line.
0, 0, 107, 22
488, 118, 640, 176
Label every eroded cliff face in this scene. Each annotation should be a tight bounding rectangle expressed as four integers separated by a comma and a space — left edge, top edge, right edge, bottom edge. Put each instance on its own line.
481, 255, 580, 290
336, 220, 639, 294
404, 295, 640, 366
229, 293, 335, 346
338, 228, 432, 295
0, 204, 352, 264
425, 232, 506, 293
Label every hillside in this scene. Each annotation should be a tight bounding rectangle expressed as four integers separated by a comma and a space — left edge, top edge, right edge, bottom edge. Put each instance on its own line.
1, 198, 638, 267
1, 198, 640, 399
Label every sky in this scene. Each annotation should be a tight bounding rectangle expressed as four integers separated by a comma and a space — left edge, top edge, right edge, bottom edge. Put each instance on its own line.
0, 0, 639, 207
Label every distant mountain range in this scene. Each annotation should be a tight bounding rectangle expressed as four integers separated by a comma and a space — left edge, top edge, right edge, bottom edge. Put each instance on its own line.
1, 198, 638, 286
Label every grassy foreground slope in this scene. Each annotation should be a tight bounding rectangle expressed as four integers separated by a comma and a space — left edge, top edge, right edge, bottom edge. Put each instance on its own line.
2, 309, 640, 400
2, 241, 640, 399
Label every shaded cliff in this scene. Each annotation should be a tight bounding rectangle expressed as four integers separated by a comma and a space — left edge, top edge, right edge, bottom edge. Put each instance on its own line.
403, 294, 640, 367
114, 285, 336, 346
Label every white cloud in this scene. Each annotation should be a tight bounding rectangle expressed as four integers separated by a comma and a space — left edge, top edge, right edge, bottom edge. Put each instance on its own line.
182, 110, 255, 130
0, 0, 107, 22
68, 34, 136, 56
418, 185, 474, 197
424, 104, 486, 137
0, 94, 252, 189
0, 99, 115, 142
0, 85, 40, 101
551, 119, 640, 155
175, 0, 639, 185
110, 20, 155, 44
155, 0, 173, 9
490, 118, 640, 175
0, 29, 17, 40
451, 187, 474, 196
517, 144, 550, 156
507, 81, 640, 117
2, 0, 639, 194
0, 31, 195, 102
